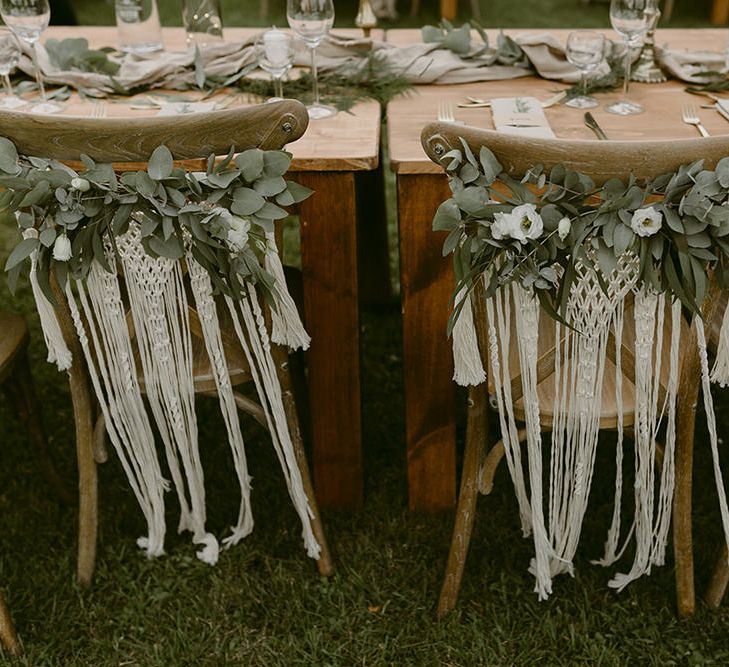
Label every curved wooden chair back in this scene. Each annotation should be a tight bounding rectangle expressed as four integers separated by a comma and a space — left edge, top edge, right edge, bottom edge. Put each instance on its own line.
420, 121, 726, 619
0, 99, 309, 166
421, 121, 729, 185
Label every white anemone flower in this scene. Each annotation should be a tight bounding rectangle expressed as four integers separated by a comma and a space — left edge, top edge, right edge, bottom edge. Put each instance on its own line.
630, 207, 662, 237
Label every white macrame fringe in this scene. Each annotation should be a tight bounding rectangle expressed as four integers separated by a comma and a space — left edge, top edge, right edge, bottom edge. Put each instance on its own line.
22, 228, 72, 371
225, 288, 320, 559
66, 262, 167, 558
696, 318, 729, 560
452, 285, 486, 386
186, 253, 254, 547
264, 232, 311, 351
710, 299, 729, 387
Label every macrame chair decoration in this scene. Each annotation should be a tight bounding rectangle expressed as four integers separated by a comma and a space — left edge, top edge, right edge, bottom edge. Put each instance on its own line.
421, 123, 729, 618
0, 100, 333, 586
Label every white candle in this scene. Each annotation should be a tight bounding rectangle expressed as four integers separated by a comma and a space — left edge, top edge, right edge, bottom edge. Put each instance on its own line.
263, 28, 290, 66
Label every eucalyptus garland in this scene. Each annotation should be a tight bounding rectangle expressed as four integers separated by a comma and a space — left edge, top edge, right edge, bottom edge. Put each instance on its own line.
0, 137, 312, 305
422, 20, 528, 66
433, 139, 729, 331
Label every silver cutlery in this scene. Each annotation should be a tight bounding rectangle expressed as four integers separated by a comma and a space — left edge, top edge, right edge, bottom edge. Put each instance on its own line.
681, 104, 710, 137
437, 99, 456, 122
584, 112, 608, 140
91, 99, 107, 118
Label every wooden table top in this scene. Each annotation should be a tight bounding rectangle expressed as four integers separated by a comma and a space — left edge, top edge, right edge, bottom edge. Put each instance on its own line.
386, 28, 729, 174
38, 26, 381, 172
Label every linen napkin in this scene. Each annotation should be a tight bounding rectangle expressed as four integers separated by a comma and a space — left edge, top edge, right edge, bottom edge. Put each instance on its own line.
490, 96, 555, 138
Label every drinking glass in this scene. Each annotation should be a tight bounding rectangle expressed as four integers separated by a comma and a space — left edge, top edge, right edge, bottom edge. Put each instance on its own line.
565, 30, 605, 109
0, 0, 61, 111
256, 28, 294, 101
182, 0, 223, 47
114, 0, 163, 54
0, 27, 25, 108
606, 0, 651, 116
286, 0, 336, 120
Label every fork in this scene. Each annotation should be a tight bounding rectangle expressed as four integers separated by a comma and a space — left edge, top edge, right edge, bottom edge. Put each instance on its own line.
437, 99, 455, 122
682, 104, 709, 137
91, 99, 108, 118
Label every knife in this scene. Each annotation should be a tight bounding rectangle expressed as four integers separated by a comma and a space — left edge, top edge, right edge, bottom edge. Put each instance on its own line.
584, 112, 608, 140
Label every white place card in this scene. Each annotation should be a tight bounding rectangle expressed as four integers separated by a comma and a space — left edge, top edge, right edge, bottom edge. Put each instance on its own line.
155, 101, 218, 116
491, 96, 555, 138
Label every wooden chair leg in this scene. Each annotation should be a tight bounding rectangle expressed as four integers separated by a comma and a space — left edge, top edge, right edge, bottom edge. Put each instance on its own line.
0, 590, 20, 657
7, 351, 73, 504
437, 383, 488, 618
51, 274, 98, 587
478, 428, 528, 495
271, 345, 333, 577
706, 543, 729, 609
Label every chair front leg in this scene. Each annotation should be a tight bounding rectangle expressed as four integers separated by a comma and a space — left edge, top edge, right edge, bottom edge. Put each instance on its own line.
706, 543, 729, 609
0, 590, 20, 656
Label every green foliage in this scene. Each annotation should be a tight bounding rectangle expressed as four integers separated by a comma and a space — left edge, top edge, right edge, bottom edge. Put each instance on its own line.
0, 138, 313, 304
44, 37, 120, 75
435, 140, 729, 332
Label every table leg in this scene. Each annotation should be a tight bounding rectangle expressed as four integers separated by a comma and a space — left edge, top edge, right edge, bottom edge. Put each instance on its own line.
440, 0, 458, 20
711, 0, 729, 24
297, 171, 363, 510
356, 165, 393, 306
398, 173, 456, 511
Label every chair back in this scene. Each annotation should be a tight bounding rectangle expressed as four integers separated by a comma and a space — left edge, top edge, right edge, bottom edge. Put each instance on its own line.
421, 121, 729, 184
0, 100, 309, 164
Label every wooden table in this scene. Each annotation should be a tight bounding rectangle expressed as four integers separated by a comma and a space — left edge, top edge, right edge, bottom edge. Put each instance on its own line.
40, 26, 387, 510
387, 27, 729, 511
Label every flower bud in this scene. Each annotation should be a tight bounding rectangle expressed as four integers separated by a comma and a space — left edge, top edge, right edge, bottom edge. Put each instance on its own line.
71, 177, 91, 192
52, 234, 72, 261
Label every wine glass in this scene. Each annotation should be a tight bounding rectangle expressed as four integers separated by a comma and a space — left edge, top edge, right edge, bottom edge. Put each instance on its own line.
606, 0, 651, 116
0, 27, 25, 108
565, 30, 605, 109
256, 28, 294, 102
0, 0, 61, 112
286, 0, 336, 120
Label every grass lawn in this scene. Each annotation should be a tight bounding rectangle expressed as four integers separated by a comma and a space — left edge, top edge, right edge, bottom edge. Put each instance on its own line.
1, 0, 729, 664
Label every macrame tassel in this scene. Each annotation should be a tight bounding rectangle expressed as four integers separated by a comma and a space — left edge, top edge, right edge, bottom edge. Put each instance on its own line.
452, 286, 486, 386
486, 285, 532, 536
22, 228, 72, 371
186, 253, 254, 547
264, 232, 310, 351
66, 263, 167, 558
696, 317, 729, 558
225, 288, 321, 559
117, 227, 218, 564
710, 299, 729, 387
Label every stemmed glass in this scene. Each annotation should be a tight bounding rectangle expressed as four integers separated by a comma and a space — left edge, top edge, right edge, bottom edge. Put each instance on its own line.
565, 30, 605, 109
606, 0, 651, 116
256, 29, 294, 102
0, 0, 61, 112
0, 27, 25, 108
286, 0, 336, 120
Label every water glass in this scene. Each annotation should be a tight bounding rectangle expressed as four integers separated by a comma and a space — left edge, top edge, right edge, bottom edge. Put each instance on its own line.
182, 0, 223, 47
286, 0, 336, 120
256, 28, 294, 101
114, 0, 163, 54
606, 0, 651, 116
565, 30, 605, 109
0, 0, 60, 110
0, 27, 25, 108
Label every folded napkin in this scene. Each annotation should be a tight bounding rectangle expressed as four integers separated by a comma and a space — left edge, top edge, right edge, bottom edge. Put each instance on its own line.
491, 96, 555, 138
657, 46, 726, 84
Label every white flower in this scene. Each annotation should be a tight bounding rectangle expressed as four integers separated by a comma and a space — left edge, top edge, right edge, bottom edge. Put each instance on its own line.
511, 204, 543, 242
630, 207, 662, 237
52, 235, 72, 261
70, 177, 90, 192
557, 216, 571, 240
491, 211, 514, 240
227, 215, 251, 252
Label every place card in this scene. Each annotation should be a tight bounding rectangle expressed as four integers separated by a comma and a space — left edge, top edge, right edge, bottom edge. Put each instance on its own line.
491, 96, 555, 138
715, 99, 729, 124
155, 101, 219, 116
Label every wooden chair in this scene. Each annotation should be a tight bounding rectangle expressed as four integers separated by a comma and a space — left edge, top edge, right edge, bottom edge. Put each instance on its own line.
421, 123, 729, 618
0, 100, 333, 586
0, 310, 74, 655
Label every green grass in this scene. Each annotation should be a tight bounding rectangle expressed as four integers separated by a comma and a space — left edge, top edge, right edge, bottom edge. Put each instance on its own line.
1, 0, 729, 664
